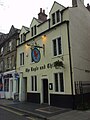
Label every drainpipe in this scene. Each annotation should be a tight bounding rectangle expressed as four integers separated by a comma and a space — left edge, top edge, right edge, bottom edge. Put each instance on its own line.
66, 21, 75, 109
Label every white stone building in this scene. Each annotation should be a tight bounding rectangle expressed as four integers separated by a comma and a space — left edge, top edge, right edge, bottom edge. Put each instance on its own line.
16, 0, 90, 108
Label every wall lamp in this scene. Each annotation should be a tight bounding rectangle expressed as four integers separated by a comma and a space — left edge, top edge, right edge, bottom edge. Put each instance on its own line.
26, 35, 47, 56
27, 43, 45, 56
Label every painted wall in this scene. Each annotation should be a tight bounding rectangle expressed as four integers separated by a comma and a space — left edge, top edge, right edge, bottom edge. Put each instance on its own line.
69, 2, 90, 84
17, 22, 72, 100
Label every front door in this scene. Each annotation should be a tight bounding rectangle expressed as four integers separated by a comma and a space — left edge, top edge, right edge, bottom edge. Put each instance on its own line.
22, 77, 27, 101
42, 79, 48, 103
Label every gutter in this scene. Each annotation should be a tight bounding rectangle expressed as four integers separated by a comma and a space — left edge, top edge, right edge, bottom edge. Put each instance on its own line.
66, 21, 75, 109
17, 20, 69, 48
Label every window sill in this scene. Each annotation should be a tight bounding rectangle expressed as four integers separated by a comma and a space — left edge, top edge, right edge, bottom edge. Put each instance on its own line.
30, 91, 38, 93
52, 54, 63, 60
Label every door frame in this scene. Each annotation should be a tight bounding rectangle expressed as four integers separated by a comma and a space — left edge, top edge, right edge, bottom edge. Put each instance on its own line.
9, 79, 13, 99
23, 77, 27, 101
41, 77, 50, 105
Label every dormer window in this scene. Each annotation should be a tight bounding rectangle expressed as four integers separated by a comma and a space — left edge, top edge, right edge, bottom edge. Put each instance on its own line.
52, 10, 61, 25
56, 10, 60, 22
52, 13, 55, 25
34, 25, 36, 35
21, 33, 26, 43
31, 25, 37, 37
31, 27, 33, 36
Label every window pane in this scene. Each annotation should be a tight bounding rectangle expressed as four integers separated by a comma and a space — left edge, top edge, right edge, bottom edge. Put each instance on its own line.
56, 10, 60, 22
31, 27, 33, 36
20, 53, 24, 65
22, 53, 24, 65
35, 76, 37, 91
53, 39, 57, 56
59, 73, 64, 92
4, 79, 6, 91
21, 34, 23, 43
58, 37, 62, 55
54, 73, 58, 92
34, 25, 36, 35
20, 54, 22, 65
52, 13, 55, 25
23, 34, 26, 41
31, 76, 34, 91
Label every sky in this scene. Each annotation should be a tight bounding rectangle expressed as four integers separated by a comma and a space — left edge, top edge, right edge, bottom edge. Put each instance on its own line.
0, 0, 90, 33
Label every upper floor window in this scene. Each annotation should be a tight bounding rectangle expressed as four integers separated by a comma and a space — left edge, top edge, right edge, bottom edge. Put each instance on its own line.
56, 10, 60, 22
52, 13, 55, 25
31, 27, 33, 36
20, 52, 24, 66
52, 10, 61, 25
54, 72, 64, 92
31, 25, 37, 37
1, 47, 3, 55
21, 33, 26, 43
11, 55, 15, 69
17, 39, 20, 45
34, 25, 36, 35
52, 37, 62, 56
7, 57, 11, 69
31, 75, 37, 91
0, 61, 4, 71
8, 41, 12, 51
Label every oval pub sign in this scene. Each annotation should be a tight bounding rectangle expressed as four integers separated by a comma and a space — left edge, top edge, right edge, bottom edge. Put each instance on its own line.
31, 47, 41, 63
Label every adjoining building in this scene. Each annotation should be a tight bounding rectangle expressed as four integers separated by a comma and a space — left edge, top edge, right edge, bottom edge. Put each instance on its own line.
0, 25, 20, 99
16, 0, 90, 109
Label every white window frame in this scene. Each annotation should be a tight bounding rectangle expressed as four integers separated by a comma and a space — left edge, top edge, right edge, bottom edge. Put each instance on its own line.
52, 10, 61, 25
31, 25, 37, 37
54, 72, 64, 93
52, 37, 62, 57
20, 52, 24, 66
31, 76, 37, 92
21, 33, 26, 43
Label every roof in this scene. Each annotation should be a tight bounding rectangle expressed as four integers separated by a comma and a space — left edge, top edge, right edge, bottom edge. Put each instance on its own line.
22, 26, 29, 32
49, 1, 65, 14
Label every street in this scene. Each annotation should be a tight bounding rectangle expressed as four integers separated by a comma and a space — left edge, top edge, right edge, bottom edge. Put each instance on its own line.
0, 106, 34, 120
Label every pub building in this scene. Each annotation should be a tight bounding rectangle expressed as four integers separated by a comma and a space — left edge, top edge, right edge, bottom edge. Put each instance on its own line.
16, 0, 90, 109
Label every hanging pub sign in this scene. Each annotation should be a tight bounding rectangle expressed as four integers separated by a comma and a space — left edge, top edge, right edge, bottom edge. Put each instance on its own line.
31, 47, 41, 63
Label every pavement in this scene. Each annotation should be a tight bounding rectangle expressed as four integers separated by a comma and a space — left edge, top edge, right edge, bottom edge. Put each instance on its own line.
0, 99, 90, 120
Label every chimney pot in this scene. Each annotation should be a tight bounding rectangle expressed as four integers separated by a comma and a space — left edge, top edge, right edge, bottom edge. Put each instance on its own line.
87, 3, 89, 6
43, 10, 45, 14
40, 8, 42, 13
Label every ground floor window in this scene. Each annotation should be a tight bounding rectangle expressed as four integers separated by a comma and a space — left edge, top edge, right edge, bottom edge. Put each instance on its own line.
31, 76, 37, 91
54, 72, 64, 92
4, 79, 9, 92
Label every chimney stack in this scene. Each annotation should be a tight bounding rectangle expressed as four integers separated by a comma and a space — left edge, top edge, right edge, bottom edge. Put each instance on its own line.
72, 0, 84, 7
72, 0, 77, 7
38, 8, 47, 22
40, 8, 42, 13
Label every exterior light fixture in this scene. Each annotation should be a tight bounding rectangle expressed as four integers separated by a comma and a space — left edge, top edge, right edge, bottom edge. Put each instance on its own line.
26, 36, 46, 56
42, 35, 47, 44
